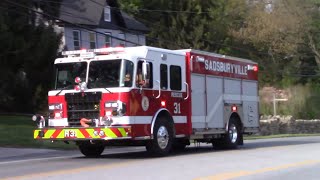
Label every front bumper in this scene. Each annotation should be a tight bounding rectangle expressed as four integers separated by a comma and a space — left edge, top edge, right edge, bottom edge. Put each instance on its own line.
34, 126, 131, 140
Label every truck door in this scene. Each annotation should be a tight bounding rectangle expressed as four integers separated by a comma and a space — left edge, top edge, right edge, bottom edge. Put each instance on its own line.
191, 74, 206, 129
143, 50, 188, 135
152, 52, 188, 135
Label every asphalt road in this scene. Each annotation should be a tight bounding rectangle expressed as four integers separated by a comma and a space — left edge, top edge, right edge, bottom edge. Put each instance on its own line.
1, 136, 320, 180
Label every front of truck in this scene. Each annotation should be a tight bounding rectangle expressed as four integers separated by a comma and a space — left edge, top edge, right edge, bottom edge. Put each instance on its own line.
33, 47, 136, 156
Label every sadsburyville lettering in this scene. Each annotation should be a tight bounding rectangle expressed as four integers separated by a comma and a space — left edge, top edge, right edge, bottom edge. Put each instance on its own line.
204, 59, 247, 75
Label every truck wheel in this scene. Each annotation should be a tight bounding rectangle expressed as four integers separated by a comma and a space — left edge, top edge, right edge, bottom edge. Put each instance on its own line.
146, 117, 174, 156
78, 143, 105, 157
214, 118, 241, 149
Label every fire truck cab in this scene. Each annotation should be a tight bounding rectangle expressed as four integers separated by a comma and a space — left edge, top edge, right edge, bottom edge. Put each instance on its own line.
33, 46, 259, 157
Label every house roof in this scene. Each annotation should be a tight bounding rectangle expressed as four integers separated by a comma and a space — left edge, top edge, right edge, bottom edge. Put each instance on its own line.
59, 0, 149, 33
121, 12, 149, 32
59, 0, 105, 25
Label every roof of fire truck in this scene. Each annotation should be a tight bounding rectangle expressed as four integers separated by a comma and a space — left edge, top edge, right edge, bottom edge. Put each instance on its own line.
55, 46, 187, 64
175, 49, 257, 64
56, 46, 257, 64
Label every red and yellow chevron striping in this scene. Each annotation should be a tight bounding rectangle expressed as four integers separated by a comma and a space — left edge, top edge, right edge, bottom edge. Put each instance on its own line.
34, 127, 131, 140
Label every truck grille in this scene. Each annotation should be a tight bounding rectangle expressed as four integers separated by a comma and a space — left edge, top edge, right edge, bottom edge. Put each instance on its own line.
65, 92, 102, 127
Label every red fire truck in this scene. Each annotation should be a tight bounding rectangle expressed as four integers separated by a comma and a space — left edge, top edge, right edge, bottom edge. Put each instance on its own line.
33, 46, 259, 157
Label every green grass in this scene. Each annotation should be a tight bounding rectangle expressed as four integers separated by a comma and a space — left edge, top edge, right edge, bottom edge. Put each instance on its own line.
0, 115, 77, 149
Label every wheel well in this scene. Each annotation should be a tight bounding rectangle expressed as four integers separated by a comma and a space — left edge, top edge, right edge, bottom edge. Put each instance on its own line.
151, 109, 175, 137
230, 112, 243, 130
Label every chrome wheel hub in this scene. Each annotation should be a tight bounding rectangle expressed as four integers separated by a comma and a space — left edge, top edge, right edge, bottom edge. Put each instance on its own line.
228, 124, 238, 144
157, 126, 169, 149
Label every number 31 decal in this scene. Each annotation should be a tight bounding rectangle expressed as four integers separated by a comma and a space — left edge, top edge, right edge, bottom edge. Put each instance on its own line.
174, 102, 181, 114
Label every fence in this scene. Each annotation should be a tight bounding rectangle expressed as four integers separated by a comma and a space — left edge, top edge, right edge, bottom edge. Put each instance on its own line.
259, 116, 320, 135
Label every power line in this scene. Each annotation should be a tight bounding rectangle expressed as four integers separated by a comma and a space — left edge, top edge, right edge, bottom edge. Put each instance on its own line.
3, 0, 141, 46
132, 15, 272, 56
42, 0, 296, 56
5, 0, 318, 61
34, 0, 183, 48
51, 6, 96, 24
0, 5, 135, 52
84, 0, 272, 56
41, 2, 139, 34
96, 0, 317, 57
88, 0, 214, 14
2, 4, 320, 78
34, 0, 224, 14
41, 0, 183, 48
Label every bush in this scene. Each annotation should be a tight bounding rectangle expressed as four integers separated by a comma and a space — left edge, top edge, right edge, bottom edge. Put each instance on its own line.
260, 84, 320, 119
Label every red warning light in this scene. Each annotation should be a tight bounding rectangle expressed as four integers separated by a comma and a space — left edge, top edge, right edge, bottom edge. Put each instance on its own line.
253, 65, 258, 72
75, 77, 81, 84
232, 105, 237, 112
161, 101, 166, 107
74, 85, 80, 91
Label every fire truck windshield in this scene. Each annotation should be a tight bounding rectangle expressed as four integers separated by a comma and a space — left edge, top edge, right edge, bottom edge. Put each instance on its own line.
88, 59, 134, 88
54, 62, 87, 90
53, 60, 134, 90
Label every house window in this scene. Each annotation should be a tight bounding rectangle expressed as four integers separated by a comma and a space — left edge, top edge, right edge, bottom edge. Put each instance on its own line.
73, 30, 80, 50
118, 33, 125, 46
89, 32, 96, 49
104, 6, 111, 22
105, 32, 111, 47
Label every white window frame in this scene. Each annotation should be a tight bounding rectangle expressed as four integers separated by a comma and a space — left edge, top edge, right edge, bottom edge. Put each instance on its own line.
118, 33, 125, 46
73, 30, 81, 50
104, 6, 111, 22
105, 32, 111, 47
89, 32, 96, 49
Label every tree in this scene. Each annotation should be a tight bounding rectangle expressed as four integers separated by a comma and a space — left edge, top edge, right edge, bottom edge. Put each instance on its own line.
0, 0, 62, 113
231, 0, 320, 85
120, 0, 249, 53
306, 0, 320, 70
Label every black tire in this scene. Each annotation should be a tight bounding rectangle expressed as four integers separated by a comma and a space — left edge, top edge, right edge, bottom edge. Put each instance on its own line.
78, 142, 105, 157
146, 117, 174, 156
213, 117, 242, 149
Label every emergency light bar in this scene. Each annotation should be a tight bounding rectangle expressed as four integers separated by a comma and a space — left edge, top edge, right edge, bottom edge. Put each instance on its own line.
93, 47, 124, 53
62, 49, 87, 56
62, 47, 125, 57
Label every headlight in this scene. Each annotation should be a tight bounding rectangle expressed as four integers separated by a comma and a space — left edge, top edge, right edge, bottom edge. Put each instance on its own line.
31, 114, 46, 128
104, 100, 126, 116
105, 102, 118, 108
49, 103, 63, 110
49, 103, 63, 119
